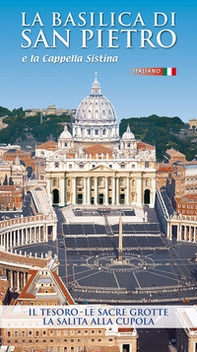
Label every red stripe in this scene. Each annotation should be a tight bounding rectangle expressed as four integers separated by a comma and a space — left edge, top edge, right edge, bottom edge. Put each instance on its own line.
172, 68, 176, 76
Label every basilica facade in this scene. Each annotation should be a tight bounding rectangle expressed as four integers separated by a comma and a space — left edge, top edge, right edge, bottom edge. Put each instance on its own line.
45, 74, 156, 208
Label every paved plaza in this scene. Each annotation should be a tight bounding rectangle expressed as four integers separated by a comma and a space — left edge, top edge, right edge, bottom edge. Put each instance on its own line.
17, 205, 197, 305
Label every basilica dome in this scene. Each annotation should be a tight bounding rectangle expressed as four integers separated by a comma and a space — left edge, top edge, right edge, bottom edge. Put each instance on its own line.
59, 125, 72, 139
120, 125, 137, 151
122, 125, 135, 140
72, 73, 120, 145
75, 73, 117, 123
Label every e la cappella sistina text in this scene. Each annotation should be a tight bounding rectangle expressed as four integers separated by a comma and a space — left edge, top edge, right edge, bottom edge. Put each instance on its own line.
21, 11, 177, 49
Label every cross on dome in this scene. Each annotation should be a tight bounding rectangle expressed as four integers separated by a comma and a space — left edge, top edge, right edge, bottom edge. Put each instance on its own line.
94, 71, 98, 82
91, 72, 102, 95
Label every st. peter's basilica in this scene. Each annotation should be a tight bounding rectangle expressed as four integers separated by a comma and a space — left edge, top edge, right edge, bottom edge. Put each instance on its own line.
43, 74, 156, 208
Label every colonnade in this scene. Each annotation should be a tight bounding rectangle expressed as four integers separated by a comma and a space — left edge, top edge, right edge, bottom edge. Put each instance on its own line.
73, 176, 132, 206
53, 175, 155, 208
167, 216, 197, 242
179, 225, 197, 242
0, 225, 46, 249
0, 214, 57, 250
5, 268, 28, 291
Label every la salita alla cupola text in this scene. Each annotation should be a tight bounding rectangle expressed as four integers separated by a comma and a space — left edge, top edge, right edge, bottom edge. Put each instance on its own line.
45, 73, 157, 207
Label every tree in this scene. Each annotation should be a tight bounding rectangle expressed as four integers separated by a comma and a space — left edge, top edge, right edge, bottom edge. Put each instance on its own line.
3, 174, 8, 185
9, 176, 14, 185
183, 123, 190, 130
26, 166, 33, 178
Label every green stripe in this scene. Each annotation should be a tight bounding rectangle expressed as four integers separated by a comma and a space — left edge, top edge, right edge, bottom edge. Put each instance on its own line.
163, 68, 167, 76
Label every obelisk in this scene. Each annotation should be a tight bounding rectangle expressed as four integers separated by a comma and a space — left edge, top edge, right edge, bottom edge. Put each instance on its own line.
118, 216, 123, 262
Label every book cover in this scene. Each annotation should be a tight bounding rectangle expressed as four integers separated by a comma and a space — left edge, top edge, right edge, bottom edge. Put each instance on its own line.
0, 0, 197, 351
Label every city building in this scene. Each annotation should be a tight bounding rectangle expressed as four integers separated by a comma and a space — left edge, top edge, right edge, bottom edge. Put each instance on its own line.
1, 263, 138, 352
0, 185, 23, 211
175, 195, 197, 216
25, 105, 76, 118
3, 150, 35, 173
0, 161, 13, 185
188, 118, 197, 129
157, 149, 197, 205
0, 249, 57, 293
156, 155, 197, 242
45, 74, 156, 208
0, 157, 27, 187
35, 141, 58, 180
163, 148, 186, 165
0, 144, 21, 159
171, 160, 197, 199
156, 162, 173, 188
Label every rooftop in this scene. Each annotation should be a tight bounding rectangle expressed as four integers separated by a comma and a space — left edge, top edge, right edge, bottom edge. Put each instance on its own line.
176, 194, 197, 203
137, 141, 155, 150
85, 145, 112, 156
17, 268, 75, 304
157, 163, 173, 172
165, 148, 186, 157
0, 250, 49, 268
36, 140, 58, 151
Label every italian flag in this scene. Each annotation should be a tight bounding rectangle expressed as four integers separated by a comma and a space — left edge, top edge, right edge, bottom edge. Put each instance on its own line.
162, 67, 176, 76
133, 67, 177, 76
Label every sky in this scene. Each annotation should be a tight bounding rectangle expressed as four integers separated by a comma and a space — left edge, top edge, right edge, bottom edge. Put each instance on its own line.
0, 0, 196, 123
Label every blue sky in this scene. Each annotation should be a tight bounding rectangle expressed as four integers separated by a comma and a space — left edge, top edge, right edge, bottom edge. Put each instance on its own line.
0, 0, 196, 123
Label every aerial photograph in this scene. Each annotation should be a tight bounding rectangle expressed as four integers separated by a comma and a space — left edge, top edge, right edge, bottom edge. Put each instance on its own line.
0, 0, 197, 351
